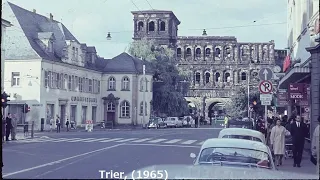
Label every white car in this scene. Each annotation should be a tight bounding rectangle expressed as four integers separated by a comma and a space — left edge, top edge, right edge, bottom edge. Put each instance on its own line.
190, 138, 275, 170
164, 117, 183, 128
218, 128, 266, 144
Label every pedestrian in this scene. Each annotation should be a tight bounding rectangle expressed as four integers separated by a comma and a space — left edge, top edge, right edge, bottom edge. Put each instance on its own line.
289, 115, 308, 167
11, 114, 18, 140
311, 116, 319, 174
66, 119, 70, 132
56, 115, 61, 133
6, 113, 13, 141
270, 119, 290, 166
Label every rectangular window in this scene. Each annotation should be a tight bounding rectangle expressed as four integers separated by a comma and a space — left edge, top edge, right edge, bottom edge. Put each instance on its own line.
57, 73, 60, 89
97, 80, 100, 93
75, 48, 79, 60
89, 79, 93, 93
72, 47, 75, 60
51, 72, 55, 88
75, 76, 79, 91
48, 71, 52, 88
64, 74, 68, 90
79, 77, 83, 92
92, 106, 97, 123
52, 72, 58, 88
81, 78, 85, 92
68, 75, 72, 90
11, 72, 20, 86
70, 105, 77, 123
85, 78, 89, 92
82, 106, 87, 124
92, 79, 96, 93
71, 75, 75, 91
44, 71, 49, 87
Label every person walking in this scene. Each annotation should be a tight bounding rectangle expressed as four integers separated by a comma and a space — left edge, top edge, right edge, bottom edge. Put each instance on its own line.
289, 115, 308, 167
5, 113, 12, 141
311, 116, 319, 174
56, 115, 61, 133
270, 119, 290, 166
11, 114, 18, 140
65, 119, 70, 132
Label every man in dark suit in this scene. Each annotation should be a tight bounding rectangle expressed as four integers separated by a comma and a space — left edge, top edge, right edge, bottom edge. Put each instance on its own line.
290, 115, 308, 167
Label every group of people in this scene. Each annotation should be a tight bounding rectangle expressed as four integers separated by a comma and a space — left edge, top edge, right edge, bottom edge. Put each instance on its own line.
269, 115, 319, 174
49, 115, 70, 133
2, 113, 18, 142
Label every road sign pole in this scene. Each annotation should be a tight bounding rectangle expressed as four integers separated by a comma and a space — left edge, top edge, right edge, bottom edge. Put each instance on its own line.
264, 105, 268, 130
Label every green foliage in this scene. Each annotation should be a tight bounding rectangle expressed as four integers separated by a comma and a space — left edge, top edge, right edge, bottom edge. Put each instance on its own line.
128, 38, 189, 116
225, 86, 268, 118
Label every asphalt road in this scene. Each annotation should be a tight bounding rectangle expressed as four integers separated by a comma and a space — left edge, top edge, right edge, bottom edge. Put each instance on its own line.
2, 127, 317, 179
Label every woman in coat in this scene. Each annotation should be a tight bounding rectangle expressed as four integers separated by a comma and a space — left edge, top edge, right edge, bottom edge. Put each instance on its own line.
270, 119, 291, 166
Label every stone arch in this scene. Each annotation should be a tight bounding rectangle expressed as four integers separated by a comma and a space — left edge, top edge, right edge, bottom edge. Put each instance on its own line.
137, 21, 144, 31
206, 98, 231, 120
204, 70, 211, 84
185, 46, 192, 58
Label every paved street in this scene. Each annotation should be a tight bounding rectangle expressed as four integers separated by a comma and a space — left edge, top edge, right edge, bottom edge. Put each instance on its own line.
3, 128, 318, 179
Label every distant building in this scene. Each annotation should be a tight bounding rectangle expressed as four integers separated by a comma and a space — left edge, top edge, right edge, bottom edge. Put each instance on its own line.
2, 2, 153, 130
131, 10, 278, 119
1, 19, 12, 94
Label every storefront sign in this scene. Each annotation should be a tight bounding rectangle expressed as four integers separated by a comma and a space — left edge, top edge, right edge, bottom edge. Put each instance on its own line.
277, 92, 289, 106
297, 85, 310, 106
288, 83, 307, 100
71, 96, 97, 103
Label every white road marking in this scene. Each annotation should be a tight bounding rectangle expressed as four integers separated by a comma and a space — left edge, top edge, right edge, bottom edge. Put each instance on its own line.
68, 138, 95, 142
61, 138, 82, 142
116, 138, 137, 142
181, 140, 197, 144
164, 139, 182, 144
82, 138, 109, 142
197, 141, 204, 145
100, 138, 123, 142
131, 138, 151, 143
124, 143, 199, 148
2, 144, 123, 178
147, 139, 167, 143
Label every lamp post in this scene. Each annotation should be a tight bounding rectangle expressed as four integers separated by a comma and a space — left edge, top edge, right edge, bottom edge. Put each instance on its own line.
142, 64, 146, 128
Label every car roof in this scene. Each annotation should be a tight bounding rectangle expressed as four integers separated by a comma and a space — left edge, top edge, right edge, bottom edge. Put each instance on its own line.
201, 138, 269, 153
218, 128, 265, 143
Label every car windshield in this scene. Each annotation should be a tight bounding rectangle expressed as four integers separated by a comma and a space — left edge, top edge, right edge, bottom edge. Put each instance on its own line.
229, 124, 252, 129
198, 147, 271, 169
222, 135, 262, 142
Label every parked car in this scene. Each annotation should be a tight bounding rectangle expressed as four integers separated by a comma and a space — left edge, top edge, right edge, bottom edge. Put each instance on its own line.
227, 118, 254, 130
147, 117, 167, 129
190, 138, 275, 170
182, 116, 194, 127
165, 117, 183, 128
218, 128, 266, 144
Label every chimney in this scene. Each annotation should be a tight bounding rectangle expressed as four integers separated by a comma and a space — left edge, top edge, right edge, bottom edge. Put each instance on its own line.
49, 13, 53, 21
33, 9, 36, 13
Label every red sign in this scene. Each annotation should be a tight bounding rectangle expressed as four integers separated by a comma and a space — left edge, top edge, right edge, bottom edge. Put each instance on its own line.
259, 80, 273, 94
277, 92, 289, 106
283, 56, 291, 72
288, 83, 308, 100
86, 120, 93, 124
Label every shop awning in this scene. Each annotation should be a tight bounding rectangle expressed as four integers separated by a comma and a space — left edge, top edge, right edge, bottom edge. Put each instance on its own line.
278, 67, 310, 89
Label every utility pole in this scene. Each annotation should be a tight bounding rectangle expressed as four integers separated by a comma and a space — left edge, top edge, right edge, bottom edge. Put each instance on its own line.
247, 72, 250, 117
142, 64, 146, 128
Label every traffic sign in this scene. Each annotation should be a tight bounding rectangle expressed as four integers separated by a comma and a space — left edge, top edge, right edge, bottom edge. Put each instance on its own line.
260, 94, 273, 101
259, 80, 273, 94
259, 68, 273, 81
261, 101, 271, 105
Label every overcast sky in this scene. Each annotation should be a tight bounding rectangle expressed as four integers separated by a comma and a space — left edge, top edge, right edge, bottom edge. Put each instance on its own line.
5, 0, 287, 59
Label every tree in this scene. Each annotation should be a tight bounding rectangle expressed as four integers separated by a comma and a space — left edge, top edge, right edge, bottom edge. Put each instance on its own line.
224, 86, 270, 118
128, 38, 190, 117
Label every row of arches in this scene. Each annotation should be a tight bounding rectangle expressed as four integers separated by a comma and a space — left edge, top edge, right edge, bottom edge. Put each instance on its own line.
137, 21, 166, 32
192, 70, 250, 86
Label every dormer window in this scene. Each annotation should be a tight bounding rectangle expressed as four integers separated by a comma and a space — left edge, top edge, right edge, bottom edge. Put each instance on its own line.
48, 40, 53, 53
72, 47, 75, 60
75, 48, 78, 60
91, 53, 95, 63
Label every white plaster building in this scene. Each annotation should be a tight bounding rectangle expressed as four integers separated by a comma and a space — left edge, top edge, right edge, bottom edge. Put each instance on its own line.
2, 2, 153, 130
1, 19, 12, 94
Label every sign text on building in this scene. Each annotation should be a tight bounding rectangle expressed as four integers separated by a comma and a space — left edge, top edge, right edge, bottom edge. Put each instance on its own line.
71, 96, 97, 103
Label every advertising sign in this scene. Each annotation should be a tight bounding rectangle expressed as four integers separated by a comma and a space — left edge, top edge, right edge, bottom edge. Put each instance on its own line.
288, 83, 307, 100
277, 92, 289, 106
297, 84, 310, 106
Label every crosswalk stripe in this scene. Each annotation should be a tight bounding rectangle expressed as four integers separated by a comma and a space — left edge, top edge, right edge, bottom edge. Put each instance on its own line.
164, 139, 182, 144
63, 138, 83, 142
131, 138, 151, 143
100, 138, 123, 142
116, 138, 138, 142
69, 138, 95, 142
181, 140, 197, 144
148, 139, 167, 143
49, 138, 70, 142
197, 141, 204, 145
83, 138, 110, 142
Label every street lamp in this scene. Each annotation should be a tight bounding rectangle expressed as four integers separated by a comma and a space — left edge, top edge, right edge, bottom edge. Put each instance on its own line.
106, 32, 112, 40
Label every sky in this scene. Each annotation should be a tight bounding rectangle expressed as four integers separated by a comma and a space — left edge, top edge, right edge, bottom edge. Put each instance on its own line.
4, 0, 287, 59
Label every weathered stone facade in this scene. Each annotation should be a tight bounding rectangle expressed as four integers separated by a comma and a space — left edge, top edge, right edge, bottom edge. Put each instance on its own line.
132, 10, 278, 117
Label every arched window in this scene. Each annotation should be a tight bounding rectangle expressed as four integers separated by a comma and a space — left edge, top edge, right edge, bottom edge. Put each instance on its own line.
205, 48, 211, 57
225, 47, 231, 57
148, 21, 155, 31
108, 77, 116, 90
140, 101, 147, 115
215, 72, 220, 82
186, 48, 191, 56
140, 77, 148, 91
224, 73, 230, 82
196, 48, 201, 57
241, 72, 247, 81
177, 48, 182, 57
138, 21, 144, 31
215, 48, 221, 57
205, 72, 210, 84
107, 102, 115, 111
195, 72, 201, 83
120, 101, 130, 117
160, 21, 166, 31
122, 76, 130, 90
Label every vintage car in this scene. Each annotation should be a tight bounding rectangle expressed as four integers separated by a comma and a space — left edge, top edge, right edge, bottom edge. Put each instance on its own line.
218, 128, 266, 144
147, 117, 167, 129
227, 118, 254, 129
190, 138, 275, 170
